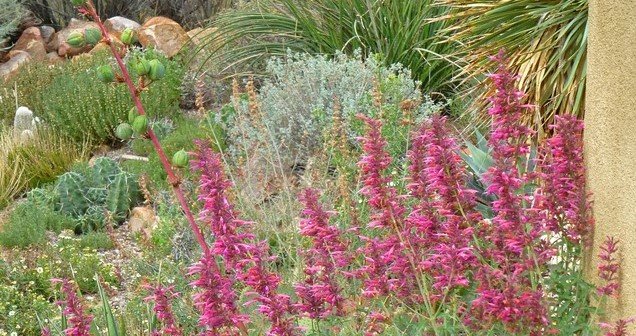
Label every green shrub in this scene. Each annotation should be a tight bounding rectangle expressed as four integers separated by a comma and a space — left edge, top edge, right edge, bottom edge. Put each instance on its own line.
0, 200, 76, 248
58, 231, 115, 250
0, 0, 24, 39
0, 128, 89, 209
205, 0, 457, 93
0, 49, 184, 144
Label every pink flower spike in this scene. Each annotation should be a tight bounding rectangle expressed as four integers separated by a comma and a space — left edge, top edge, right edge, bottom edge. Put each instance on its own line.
51, 278, 93, 336
143, 284, 183, 336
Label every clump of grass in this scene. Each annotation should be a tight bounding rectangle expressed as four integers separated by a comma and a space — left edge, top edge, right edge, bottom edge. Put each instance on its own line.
0, 128, 89, 209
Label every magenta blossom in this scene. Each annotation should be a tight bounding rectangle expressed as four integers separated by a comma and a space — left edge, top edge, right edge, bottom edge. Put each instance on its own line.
144, 284, 183, 336
51, 278, 93, 336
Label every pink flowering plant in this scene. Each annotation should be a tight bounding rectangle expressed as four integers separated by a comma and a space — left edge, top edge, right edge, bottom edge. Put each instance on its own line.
44, 0, 624, 333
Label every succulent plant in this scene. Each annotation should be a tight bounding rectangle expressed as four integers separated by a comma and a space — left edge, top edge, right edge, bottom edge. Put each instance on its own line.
13, 106, 34, 137
55, 171, 89, 217
105, 172, 141, 223
90, 157, 121, 186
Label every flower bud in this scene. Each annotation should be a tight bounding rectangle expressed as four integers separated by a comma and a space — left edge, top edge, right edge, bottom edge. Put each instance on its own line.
67, 31, 85, 48
97, 65, 115, 83
132, 115, 149, 134
148, 59, 166, 81
120, 28, 135, 45
172, 149, 189, 168
128, 107, 137, 124
84, 28, 102, 45
115, 123, 133, 140
134, 58, 150, 76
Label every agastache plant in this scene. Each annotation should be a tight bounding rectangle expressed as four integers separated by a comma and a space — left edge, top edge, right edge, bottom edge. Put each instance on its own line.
51, 279, 93, 336
143, 284, 183, 336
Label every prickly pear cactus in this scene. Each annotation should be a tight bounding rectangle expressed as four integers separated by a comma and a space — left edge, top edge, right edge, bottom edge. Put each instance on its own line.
55, 172, 89, 217
13, 106, 34, 137
106, 172, 141, 222
90, 157, 121, 186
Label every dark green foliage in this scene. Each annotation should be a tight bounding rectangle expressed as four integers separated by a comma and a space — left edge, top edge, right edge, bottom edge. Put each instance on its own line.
204, 0, 458, 93
0, 49, 183, 144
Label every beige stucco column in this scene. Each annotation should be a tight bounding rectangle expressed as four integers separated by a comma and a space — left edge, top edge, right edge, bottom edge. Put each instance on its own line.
585, 0, 636, 324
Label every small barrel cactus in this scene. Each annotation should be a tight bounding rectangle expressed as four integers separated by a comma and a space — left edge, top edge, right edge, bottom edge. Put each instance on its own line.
13, 106, 34, 137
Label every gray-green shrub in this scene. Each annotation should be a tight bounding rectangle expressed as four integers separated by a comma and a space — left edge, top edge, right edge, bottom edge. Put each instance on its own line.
0, 0, 24, 40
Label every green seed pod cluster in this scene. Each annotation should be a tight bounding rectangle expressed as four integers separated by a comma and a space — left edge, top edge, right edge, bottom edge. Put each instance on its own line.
128, 106, 137, 123
132, 115, 148, 134
134, 58, 150, 76
115, 123, 133, 140
120, 28, 135, 45
148, 59, 166, 80
67, 31, 85, 48
97, 65, 115, 83
84, 28, 102, 45
172, 149, 189, 168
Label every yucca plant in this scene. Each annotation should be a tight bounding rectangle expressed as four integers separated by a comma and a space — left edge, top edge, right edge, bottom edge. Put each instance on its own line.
439, 0, 588, 135
200, 0, 459, 94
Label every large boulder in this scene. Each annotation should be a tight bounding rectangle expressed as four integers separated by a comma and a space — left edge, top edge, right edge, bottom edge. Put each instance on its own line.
138, 17, 188, 58
0, 51, 31, 80
39, 26, 56, 45
7, 27, 47, 61
104, 16, 140, 40
48, 19, 99, 58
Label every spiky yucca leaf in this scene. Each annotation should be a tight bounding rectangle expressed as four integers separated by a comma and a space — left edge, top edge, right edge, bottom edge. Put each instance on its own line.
199, 0, 459, 93
439, 0, 587, 135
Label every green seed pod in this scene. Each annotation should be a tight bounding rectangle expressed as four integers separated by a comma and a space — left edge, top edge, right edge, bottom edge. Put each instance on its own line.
67, 31, 85, 48
97, 65, 115, 83
115, 123, 133, 140
84, 28, 102, 45
148, 59, 166, 81
134, 58, 150, 76
132, 115, 148, 134
128, 107, 137, 123
71, 0, 87, 6
120, 28, 135, 45
172, 149, 189, 168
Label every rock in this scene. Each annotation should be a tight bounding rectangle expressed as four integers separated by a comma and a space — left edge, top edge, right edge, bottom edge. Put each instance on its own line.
39, 26, 55, 45
186, 27, 217, 46
104, 16, 140, 40
138, 17, 188, 58
89, 37, 125, 56
17, 10, 41, 31
48, 19, 99, 58
0, 51, 30, 80
46, 51, 63, 63
128, 206, 158, 238
7, 27, 47, 61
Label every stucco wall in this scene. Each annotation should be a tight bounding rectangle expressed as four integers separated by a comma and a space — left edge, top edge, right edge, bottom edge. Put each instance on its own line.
585, 0, 636, 325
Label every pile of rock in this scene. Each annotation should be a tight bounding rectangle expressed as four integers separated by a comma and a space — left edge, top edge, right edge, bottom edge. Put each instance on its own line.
0, 16, 212, 79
